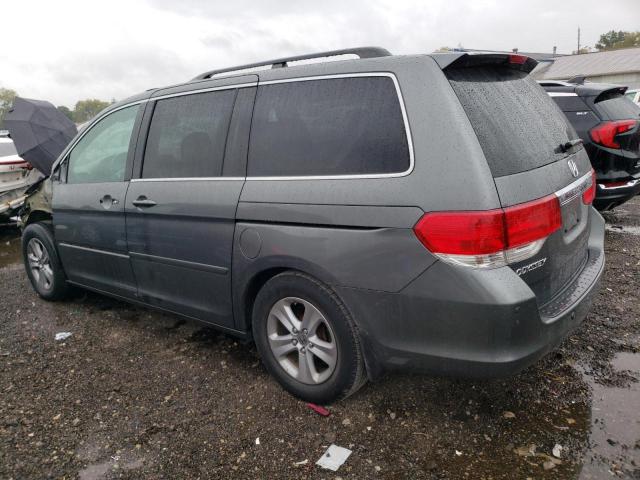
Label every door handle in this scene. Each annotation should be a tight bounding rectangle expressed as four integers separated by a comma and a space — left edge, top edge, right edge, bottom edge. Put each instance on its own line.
99, 195, 118, 209
132, 196, 157, 208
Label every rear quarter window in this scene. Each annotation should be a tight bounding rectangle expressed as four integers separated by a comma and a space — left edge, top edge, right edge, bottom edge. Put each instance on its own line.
248, 76, 410, 177
447, 66, 576, 177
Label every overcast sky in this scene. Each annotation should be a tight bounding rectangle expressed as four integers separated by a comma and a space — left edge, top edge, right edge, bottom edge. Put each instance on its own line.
2, 0, 638, 107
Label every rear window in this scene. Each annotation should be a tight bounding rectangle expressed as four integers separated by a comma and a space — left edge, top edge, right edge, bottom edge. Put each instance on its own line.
593, 92, 640, 121
551, 95, 589, 112
447, 66, 576, 177
143, 90, 235, 179
248, 76, 410, 177
0, 142, 17, 157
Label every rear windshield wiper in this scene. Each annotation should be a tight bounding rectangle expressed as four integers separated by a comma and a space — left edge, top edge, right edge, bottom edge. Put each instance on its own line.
555, 138, 583, 154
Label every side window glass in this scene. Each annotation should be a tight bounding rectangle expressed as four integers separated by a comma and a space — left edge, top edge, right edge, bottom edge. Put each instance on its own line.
67, 105, 139, 184
142, 90, 236, 179
247, 77, 410, 177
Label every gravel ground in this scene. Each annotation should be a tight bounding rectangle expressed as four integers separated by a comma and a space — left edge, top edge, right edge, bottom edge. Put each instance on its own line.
1, 198, 639, 479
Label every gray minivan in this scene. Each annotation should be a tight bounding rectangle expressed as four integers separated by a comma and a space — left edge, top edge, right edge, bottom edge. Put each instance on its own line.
20, 48, 605, 403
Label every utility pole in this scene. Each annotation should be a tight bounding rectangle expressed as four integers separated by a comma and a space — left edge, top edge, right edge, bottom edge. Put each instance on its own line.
577, 27, 581, 54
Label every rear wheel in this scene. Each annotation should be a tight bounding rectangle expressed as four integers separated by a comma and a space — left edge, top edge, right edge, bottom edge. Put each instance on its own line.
252, 272, 366, 404
22, 222, 69, 301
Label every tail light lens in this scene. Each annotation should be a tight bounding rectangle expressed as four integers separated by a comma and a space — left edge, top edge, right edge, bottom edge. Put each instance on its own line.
582, 170, 596, 205
589, 120, 637, 149
509, 54, 528, 65
413, 195, 562, 268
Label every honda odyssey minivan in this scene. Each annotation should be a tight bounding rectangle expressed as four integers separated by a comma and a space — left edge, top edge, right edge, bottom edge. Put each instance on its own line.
20, 48, 605, 403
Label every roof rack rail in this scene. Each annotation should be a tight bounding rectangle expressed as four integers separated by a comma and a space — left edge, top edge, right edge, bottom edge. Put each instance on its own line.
192, 46, 392, 81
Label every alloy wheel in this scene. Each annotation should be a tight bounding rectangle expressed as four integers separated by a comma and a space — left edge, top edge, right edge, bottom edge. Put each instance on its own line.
27, 238, 53, 292
266, 297, 338, 385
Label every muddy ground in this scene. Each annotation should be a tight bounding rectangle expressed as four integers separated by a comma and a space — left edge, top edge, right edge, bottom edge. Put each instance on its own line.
0, 198, 639, 480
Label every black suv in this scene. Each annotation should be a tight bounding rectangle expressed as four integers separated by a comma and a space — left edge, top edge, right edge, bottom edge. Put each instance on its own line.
540, 79, 640, 210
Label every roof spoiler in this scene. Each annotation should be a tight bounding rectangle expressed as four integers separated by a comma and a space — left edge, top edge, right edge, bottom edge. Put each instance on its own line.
573, 83, 627, 99
432, 52, 538, 73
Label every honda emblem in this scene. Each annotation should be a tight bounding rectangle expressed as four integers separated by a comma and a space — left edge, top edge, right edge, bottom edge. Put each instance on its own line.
568, 159, 579, 178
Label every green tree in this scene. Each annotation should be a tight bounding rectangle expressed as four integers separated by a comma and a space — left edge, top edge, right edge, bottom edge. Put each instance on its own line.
572, 46, 593, 55
596, 30, 640, 51
73, 99, 110, 123
0, 88, 18, 129
57, 105, 74, 122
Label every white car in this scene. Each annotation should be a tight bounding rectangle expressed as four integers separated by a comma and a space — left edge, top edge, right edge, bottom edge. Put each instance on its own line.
626, 89, 640, 105
0, 137, 41, 220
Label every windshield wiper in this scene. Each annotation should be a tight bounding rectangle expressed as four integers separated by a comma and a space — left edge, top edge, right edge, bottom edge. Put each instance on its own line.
555, 138, 583, 154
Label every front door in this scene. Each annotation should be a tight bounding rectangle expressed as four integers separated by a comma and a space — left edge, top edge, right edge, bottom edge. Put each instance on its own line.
53, 104, 142, 298
125, 83, 256, 328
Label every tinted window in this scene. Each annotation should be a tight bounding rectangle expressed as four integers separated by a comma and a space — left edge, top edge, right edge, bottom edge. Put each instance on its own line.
593, 93, 640, 120
143, 90, 235, 178
0, 142, 17, 157
248, 77, 410, 177
551, 96, 589, 112
68, 105, 139, 184
447, 67, 576, 177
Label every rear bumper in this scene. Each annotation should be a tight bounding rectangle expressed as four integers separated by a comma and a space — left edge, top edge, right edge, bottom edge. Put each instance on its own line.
594, 177, 640, 210
338, 209, 605, 380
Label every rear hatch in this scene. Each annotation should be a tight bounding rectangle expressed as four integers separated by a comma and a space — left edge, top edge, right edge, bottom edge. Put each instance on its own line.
441, 53, 594, 307
582, 86, 640, 179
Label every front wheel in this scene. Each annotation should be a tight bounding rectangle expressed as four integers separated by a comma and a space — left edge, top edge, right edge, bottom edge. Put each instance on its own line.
22, 222, 69, 301
252, 271, 366, 404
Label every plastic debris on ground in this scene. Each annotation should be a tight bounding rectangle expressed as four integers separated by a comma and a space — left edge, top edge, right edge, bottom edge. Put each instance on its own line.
552, 444, 563, 458
306, 403, 330, 416
55, 332, 72, 341
316, 444, 352, 471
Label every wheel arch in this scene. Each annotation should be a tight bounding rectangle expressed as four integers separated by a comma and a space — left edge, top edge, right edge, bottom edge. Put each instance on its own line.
23, 209, 53, 227
234, 255, 379, 382
233, 256, 343, 336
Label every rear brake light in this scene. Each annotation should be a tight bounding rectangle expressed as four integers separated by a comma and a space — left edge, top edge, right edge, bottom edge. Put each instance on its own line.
589, 120, 637, 149
582, 170, 596, 204
509, 54, 528, 65
413, 195, 561, 268
413, 209, 505, 256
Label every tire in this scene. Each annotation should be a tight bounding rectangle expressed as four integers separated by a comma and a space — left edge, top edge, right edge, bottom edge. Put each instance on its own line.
22, 222, 69, 301
252, 271, 366, 404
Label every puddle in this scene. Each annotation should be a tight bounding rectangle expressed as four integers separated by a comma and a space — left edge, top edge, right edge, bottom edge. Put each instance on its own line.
578, 352, 640, 478
605, 224, 640, 236
0, 226, 22, 268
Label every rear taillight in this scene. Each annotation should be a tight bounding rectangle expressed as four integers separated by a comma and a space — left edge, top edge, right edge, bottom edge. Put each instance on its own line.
509, 54, 528, 65
413, 195, 561, 268
589, 120, 637, 149
582, 170, 596, 205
